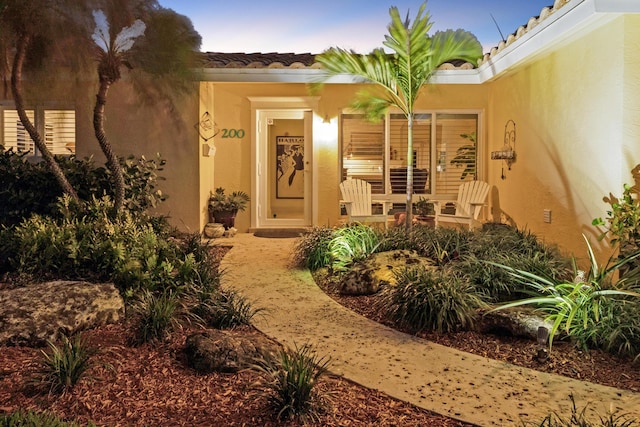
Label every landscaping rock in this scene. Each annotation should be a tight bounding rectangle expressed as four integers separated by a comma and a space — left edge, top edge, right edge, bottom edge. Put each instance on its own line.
0, 280, 124, 346
184, 329, 281, 373
338, 262, 384, 295
476, 306, 553, 340
337, 250, 433, 295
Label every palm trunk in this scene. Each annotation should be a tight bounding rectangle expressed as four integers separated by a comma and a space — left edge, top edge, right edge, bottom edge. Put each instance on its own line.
11, 33, 79, 202
93, 79, 125, 211
404, 114, 414, 232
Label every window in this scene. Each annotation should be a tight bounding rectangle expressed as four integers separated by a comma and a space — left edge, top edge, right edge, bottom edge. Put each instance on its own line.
340, 111, 479, 198
2, 108, 76, 156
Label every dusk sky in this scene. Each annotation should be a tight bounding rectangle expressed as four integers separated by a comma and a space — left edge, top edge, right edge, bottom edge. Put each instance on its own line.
156, 0, 553, 54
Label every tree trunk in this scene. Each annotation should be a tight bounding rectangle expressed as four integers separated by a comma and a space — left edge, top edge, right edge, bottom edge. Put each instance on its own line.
11, 33, 79, 202
404, 113, 414, 232
93, 79, 125, 212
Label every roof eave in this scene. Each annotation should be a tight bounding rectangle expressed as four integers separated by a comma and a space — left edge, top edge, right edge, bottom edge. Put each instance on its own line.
477, 0, 639, 81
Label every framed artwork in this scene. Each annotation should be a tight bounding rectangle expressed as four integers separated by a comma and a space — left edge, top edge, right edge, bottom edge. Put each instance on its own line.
276, 136, 304, 199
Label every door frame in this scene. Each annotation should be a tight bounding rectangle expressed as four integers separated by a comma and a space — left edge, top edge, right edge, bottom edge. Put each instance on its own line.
249, 97, 318, 229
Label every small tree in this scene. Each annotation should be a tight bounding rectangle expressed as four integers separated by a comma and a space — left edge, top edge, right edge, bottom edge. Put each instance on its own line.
315, 2, 482, 230
91, 8, 146, 212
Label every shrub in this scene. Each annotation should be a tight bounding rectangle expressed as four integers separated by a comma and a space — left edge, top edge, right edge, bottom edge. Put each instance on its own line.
490, 237, 640, 352
0, 409, 97, 427
35, 334, 95, 395
130, 290, 179, 344
0, 147, 167, 227
376, 226, 419, 252
328, 223, 382, 271
292, 227, 334, 270
192, 288, 263, 329
2, 196, 220, 296
412, 226, 470, 266
252, 344, 331, 422
378, 266, 486, 333
593, 176, 640, 277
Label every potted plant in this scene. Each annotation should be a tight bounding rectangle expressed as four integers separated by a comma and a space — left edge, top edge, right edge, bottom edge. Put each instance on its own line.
208, 187, 250, 229
413, 196, 435, 227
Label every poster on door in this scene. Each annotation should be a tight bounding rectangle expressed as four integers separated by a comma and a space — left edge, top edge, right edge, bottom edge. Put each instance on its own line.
276, 136, 304, 199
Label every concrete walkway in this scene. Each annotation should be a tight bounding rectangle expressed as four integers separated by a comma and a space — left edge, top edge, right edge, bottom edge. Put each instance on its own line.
219, 233, 640, 426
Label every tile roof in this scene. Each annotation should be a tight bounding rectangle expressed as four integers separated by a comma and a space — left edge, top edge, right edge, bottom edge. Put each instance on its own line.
199, 0, 570, 71
478, 0, 566, 65
199, 52, 320, 69
199, 52, 474, 70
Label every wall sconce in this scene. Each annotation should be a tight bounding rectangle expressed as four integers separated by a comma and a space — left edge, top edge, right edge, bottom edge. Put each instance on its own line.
491, 119, 517, 179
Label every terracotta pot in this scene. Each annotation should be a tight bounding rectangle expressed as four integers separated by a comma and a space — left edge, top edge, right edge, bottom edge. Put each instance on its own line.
212, 209, 238, 229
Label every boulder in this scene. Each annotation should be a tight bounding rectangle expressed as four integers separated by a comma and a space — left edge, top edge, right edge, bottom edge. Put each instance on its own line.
337, 250, 433, 295
0, 280, 125, 346
338, 262, 383, 295
184, 329, 281, 373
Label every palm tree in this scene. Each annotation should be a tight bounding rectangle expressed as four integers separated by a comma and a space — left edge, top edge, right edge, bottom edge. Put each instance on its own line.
91, 8, 146, 212
90, 2, 201, 211
0, 0, 81, 202
315, 2, 482, 230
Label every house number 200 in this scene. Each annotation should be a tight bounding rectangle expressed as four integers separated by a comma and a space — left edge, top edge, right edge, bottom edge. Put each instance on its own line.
221, 128, 245, 139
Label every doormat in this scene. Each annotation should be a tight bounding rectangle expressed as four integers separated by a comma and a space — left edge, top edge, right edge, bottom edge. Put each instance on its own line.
253, 228, 307, 238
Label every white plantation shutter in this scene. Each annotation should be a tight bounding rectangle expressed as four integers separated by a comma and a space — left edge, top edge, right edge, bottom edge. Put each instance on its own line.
1, 109, 75, 155
44, 110, 76, 154
3, 110, 35, 153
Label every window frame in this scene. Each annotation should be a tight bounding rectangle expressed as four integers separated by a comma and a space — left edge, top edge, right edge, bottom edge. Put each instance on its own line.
339, 108, 483, 200
1, 103, 76, 157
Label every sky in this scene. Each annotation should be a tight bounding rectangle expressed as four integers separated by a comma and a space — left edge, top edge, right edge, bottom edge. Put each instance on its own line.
157, 0, 553, 54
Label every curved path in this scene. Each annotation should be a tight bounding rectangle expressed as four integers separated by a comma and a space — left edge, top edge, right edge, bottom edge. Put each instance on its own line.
220, 233, 640, 426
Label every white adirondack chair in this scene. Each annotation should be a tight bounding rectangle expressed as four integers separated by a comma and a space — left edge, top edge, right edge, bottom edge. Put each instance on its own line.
339, 178, 390, 229
433, 181, 490, 230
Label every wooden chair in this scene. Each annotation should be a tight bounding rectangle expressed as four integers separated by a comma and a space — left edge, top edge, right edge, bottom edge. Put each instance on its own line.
433, 181, 490, 230
339, 178, 390, 229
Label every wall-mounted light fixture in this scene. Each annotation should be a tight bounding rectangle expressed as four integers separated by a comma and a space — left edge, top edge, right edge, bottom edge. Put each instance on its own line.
491, 119, 517, 179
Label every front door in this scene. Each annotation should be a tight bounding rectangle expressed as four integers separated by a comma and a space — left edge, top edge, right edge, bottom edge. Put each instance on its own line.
255, 109, 312, 228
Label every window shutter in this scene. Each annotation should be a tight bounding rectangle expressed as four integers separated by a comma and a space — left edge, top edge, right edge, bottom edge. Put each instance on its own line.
45, 110, 76, 155
2, 110, 35, 153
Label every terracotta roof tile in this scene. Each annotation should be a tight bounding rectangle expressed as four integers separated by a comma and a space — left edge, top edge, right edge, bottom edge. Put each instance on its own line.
479, 1, 564, 65
199, 52, 318, 69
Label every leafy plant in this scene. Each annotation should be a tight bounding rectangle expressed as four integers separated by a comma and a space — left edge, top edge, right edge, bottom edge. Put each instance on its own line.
208, 187, 250, 213
252, 344, 331, 422
130, 290, 179, 344
413, 196, 435, 216
193, 288, 263, 329
0, 409, 97, 427
593, 171, 640, 277
292, 226, 335, 270
35, 334, 95, 394
328, 223, 382, 271
532, 394, 637, 426
489, 237, 640, 351
378, 265, 486, 333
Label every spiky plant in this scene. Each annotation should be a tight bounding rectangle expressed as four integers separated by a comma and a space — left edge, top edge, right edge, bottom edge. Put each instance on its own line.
35, 334, 95, 394
252, 344, 331, 422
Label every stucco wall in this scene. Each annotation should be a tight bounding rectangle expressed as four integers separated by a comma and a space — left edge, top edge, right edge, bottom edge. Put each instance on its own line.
487, 16, 629, 263
76, 79, 201, 231
203, 82, 487, 231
